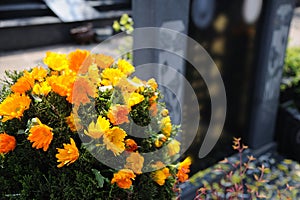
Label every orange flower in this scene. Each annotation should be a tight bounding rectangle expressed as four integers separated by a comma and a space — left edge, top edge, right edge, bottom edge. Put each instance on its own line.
27, 118, 53, 151
65, 112, 82, 132
125, 139, 138, 152
68, 49, 90, 73
84, 116, 110, 139
0, 133, 16, 154
149, 102, 158, 116
176, 157, 192, 183
30, 67, 48, 82
43, 51, 69, 71
107, 104, 130, 125
69, 77, 95, 106
0, 93, 31, 122
56, 138, 79, 168
152, 167, 171, 186
103, 127, 127, 156
11, 71, 34, 94
94, 54, 114, 69
125, 152, 144, 174
47, 73, 75, 98
111, 169, 136, 189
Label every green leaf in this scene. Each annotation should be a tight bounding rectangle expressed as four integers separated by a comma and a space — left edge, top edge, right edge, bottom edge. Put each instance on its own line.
92, 169, 107, 188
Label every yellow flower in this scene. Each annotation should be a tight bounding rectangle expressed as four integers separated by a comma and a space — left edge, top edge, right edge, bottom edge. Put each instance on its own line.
124, 92, 145, 108
176, 157, 192, 183
154, 134, 167, 148
66, 112, 82, 132
68, 49, 90, 73
147, 78, 158, 90
107, 104, 130, 125
84, 116, 110, 139
125, 152, 144, 174
160, 116, 172, 137
0, 133, 16, 154
43, 51, 69, 71
117, 59, 135, 75
103, 127, 127, 156
101, 68, 126, 86
167, 139, 181, 156
30, 67, 48, 82
111, 169, 136, 189
152, 167, 171, 186
11, 71, 34, 94
32, 81, 51, 96
27, 118, 53, 151
56, 138, 79, 168
0, 93, 31, 122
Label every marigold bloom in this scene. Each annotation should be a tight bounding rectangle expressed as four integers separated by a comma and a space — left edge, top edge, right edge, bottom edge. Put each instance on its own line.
30, 67, 48, 82
125, 152, 144, 174
111, 169, 136, 189
68, 49, 90, 73
32, 81, 51, 96
56, 138, 79, 168
125, 139, 138, 152
116, 77, 138, 93
101, 68, 126, 86
69, 77, 95, 106
117, 59, 135, 75
176, 157, 192, 183
11, 71, 34, 94
84, 116, 110, 139
47, 73, 75, 98
27, 118, 53, 151
107, 104, 130, 125
160, 116, 172, 137
154, 134, 167, 148
167, 139, 181, 156
149, 102, 158, 116
152, 167, 171, 186
0, 133, 16, 154
95, 54, 114, 69
147, 78, 158, 90
44, 51, 69, 71
124, 92, 145, 108
0, 93, 31, 122
66, 112, 82, 132
103, 127, 127, 156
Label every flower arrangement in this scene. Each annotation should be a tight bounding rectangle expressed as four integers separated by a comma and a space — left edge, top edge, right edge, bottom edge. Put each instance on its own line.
0, 49, 191, 199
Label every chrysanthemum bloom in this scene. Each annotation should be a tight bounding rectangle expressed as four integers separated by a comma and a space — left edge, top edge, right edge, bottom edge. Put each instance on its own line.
125, 152, 144, 174
11, 71, 34, 94
94, 54, 114, 69
152, 167, 171, 186
69, 77, 95, 106
116, 77, 138, 93
101, 68, 126, 86
56, 138, 79, 168
27, 118, 53, 151
0, 93, 31, 122
66, 112, 82, 132
0, 133, 16, 154
30, 67, 48, 82
125, 139, 138, 152
84, 116, 110, 139
149, 102, 158, 116
107, 104, 130, 125
117, 59, 135, 75
154, 134, 167, 148
111, 169, 136, 189
124, 92, 145, 108
68, 49, 90, 73
103, 127, 127, 156
167, 139, 181, 157
176, 157, 192, 183
32, 81, 51, 96
43, 51, 69, 71
160, 116, 172, 138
